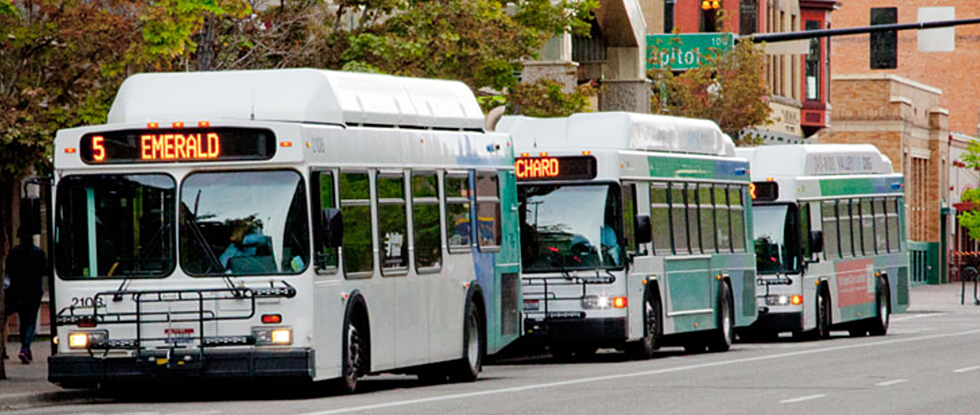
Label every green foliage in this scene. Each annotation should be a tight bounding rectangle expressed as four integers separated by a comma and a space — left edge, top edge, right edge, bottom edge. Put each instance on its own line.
649, 38, 771, 142
958, 140, 980, 241
140, 0, 250, 66
505, 79, 595, 118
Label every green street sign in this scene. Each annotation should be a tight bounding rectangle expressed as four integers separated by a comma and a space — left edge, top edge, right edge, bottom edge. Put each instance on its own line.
647, 33, 734, 71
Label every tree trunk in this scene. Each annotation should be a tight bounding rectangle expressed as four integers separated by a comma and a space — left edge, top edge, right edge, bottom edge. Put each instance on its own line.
0, 176, 10, 380
196, 15, 215, 72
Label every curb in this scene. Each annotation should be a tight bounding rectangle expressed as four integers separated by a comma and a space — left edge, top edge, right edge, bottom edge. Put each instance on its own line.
0, 389, 98, 411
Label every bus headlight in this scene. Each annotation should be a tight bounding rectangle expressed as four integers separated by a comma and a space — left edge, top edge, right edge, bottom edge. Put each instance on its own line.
68, 331, 107, 349
253, 327, 292, 345
583, 295, 627, 309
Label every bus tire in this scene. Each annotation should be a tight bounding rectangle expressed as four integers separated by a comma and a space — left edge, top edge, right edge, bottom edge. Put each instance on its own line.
868, 277, 890, 336
707, 282, 735, 352
336, 309, 368, 394
804, 289, 831, 341
448, 300, 484, 383
627, 286, 662, 360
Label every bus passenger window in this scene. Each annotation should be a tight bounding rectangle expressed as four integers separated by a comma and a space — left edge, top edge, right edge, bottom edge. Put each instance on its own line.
377, 173, 408, 274
445, 173, 473, 251
715, 186, 731, 252
699, 184, 716, 253
341, 172, 374, 277
670, 184, 689, 254
476, 172, 502, 250
687, 186, 701, 253
729, 187, 745, 252
839, 200, 853, 258
874, 198, 888, 254
886, 197, 901, 252
314, 171, 339, 271
412, 173, 442, 271
861, 199, 875, 255
822, 201, 839, 259
651, 183, 671, 255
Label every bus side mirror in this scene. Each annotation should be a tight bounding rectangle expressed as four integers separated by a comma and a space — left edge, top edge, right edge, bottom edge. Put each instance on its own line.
635, 215, 652, 244
20, 197, 42, 236
810, 230, 824, 254
321, 208, 343, 248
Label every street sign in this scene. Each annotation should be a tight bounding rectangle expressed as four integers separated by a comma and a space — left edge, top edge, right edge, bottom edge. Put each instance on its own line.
647, 33, 734, 71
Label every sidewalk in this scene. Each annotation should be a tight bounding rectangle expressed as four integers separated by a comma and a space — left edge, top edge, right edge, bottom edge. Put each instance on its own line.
1, 283, 979, 410
1, 340, 96, 411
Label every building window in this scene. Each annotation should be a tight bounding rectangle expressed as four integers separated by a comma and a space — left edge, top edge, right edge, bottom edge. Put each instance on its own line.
871, 7, 898, 69
739, 0, 758, 35
805, 20, 821, 101
665, 0, 675, 33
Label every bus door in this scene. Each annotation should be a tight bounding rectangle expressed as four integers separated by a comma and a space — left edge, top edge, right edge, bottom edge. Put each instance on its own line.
622, 181, 655, 340
663, 183, 715, 334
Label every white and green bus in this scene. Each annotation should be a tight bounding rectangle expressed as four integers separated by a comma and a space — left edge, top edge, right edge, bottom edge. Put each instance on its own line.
737, 145, 908, 340
498, 113, 757, 358
48, 69, 522, 391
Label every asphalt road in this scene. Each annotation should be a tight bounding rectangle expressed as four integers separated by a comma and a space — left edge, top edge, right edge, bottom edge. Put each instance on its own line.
12, 294, 980, 415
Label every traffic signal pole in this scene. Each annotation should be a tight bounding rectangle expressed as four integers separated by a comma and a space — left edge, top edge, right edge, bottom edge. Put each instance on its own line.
745, 17, 980, 43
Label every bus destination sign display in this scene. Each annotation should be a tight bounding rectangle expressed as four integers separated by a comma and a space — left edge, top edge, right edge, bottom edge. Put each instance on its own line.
79, 127, 276, 164
515, 156, 597, 181
750, 181, 779, 202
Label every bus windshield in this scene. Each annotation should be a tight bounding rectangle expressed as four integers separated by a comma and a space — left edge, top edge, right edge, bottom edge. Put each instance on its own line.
519, 184, 623, 273
754, 204, 801, 275
180, 170, 310, 276
55, 174, 176, 279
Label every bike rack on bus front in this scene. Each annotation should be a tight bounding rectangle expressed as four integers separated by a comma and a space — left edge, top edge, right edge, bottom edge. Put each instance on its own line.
522, 274, 616, 335
54, 281, 296, 368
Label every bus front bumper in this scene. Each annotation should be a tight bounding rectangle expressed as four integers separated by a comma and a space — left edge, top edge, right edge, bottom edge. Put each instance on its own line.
524, 316, 627, 346
48, 348, 314, 386
746, 310, 803, 332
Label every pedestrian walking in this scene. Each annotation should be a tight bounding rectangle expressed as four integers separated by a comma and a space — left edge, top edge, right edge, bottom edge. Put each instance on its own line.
2, 227, 47, 364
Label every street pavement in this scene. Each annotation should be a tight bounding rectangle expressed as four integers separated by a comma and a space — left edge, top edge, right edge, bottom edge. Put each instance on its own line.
4, 283, 980, 414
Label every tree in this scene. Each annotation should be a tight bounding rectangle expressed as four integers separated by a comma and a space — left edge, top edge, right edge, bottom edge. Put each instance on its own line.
648, 38, 771, 145
957, 141, 980, 241
503, 79, 595, 117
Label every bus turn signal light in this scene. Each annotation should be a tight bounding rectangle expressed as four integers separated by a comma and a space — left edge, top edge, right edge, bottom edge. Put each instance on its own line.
262, 314, 282, 324
613, 297, 628, 308
791, 295, 803, 305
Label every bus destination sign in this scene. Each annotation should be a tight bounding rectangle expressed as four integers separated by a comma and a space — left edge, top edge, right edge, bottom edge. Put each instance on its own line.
515, 156, 597, 181
750, 181, 779, 202
80, 127, 277, 164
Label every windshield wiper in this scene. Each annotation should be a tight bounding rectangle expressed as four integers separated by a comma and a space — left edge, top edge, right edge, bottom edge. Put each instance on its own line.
182, 200, 241, 296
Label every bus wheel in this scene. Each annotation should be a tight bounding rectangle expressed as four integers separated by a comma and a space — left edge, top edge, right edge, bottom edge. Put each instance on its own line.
337, 314, 367, 394
449, 301, 483, 383
707, 283, 735, 352
868, 278, 890, 336
627, 288, 662, 360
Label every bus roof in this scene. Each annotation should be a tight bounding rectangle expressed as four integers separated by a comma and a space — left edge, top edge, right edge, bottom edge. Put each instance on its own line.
497, 112, 736, 157
736, 144, 894, 178
106, 69, 484, 130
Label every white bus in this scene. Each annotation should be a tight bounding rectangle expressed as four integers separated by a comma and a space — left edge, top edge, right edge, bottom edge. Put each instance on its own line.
48, 69, 522, 391
737, 145, 908, 340
499, 113, 757, 359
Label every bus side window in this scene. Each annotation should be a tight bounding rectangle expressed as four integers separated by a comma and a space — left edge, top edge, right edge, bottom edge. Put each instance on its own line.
621, 181, 639, 255
476, 171, 502, 251
874, 198, 887, 253
698, 184, 716, 253
651, 183, 671, 256
822, 201, 840, 259
861, 199, 875, 255
412, 172, 442, 272
886, 197, 901, 252
313, 170, 339, 272
839, 199, 853, 258
377, 172, 408, 275
340, 171, 374, 278
715, 185, 731, 253
729, 186, 746, 252
687, 185, 701, 253
669, 183, 689, 255
800, 202, 811, 261
445, 172, 473, 252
